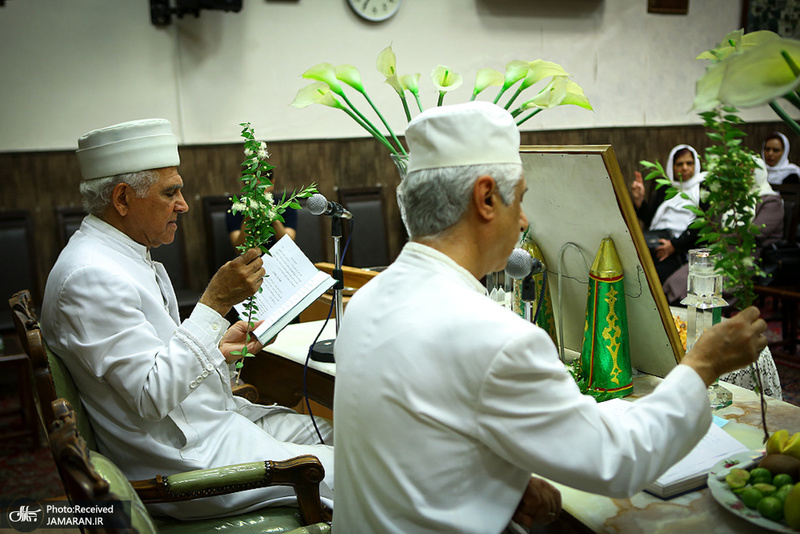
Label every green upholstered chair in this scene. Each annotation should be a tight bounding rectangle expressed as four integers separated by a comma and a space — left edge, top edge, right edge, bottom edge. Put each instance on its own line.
50, 398, 330, 534
9, 289, 332, 532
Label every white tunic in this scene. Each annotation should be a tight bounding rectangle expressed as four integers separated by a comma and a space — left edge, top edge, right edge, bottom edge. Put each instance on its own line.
41, 215, 333, 520
332, 242, 712, 534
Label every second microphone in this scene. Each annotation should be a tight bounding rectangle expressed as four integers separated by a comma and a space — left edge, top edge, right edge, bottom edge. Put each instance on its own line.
307, 193, 353, 220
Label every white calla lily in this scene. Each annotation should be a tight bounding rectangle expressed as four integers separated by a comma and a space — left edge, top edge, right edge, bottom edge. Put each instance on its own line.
302, 63, 344, 96
335, 64, 365, 92
472, 68, 504, 99
693, 35, 800, 111
291, 82, 344, 109
431, 65, 463, 92
519, 60, 569, 90
401, 73, 421, 95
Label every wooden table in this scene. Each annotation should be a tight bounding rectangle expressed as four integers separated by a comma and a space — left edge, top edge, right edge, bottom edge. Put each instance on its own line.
248, 321, 800, 533
239, 320, 335, 411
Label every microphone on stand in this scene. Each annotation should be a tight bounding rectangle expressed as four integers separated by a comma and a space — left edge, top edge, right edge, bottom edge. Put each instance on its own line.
307, 193, 353, 220
505, 248, 543, 280
304, 193, 352, 363
504, 248, 545, 323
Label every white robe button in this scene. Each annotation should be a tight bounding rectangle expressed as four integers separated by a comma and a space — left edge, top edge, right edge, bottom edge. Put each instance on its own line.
190, 380, 197, 389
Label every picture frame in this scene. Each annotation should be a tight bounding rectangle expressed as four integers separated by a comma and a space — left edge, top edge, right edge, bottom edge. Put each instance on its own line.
742, 0, 800, 38
519, 145, 683, 378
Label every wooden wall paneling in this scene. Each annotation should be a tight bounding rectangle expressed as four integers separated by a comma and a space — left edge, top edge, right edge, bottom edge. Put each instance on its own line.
1, 121, 793, 302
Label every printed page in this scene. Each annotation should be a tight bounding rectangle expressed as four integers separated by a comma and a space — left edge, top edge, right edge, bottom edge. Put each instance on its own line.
655, 423, 749, 485
234, 236, 327, 321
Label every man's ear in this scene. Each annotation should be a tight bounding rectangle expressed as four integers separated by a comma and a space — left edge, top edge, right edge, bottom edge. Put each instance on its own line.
110, 183, 131, 217
473, 175, 497, 222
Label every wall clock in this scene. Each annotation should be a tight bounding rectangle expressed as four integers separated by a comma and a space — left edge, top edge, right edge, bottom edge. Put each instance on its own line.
347, 0, 402, 22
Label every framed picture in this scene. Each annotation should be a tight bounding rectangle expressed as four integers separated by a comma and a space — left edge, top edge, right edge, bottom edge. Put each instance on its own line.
742, 0, 800, 38
519, 146, 683, 378
648, 0, 689, 15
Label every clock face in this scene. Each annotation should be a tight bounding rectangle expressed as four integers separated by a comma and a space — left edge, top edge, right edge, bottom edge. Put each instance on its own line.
347, 0, 402, 22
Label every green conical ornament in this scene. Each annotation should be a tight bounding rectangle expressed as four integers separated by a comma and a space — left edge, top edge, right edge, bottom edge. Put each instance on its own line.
512, 233, 557, 344
579, 237, 633, 398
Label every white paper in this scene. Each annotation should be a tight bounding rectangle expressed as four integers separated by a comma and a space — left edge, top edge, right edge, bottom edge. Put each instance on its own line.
234, 236, 335, 343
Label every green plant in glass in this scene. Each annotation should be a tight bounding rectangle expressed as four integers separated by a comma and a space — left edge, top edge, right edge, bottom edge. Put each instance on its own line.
638, 26, 800, 440
641, 108, 769, 439
228, 123, 317, 377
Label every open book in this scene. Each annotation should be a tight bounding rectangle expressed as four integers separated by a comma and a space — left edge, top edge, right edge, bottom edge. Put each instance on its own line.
601, 398, 750, 499
233, 236, 336, 344
644, 418, 750, 498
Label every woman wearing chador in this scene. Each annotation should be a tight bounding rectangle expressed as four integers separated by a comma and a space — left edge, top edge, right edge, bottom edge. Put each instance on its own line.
632, 144, 705, 284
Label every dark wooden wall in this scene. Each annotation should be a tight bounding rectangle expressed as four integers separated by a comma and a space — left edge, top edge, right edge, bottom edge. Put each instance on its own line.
2, 120, 794, 304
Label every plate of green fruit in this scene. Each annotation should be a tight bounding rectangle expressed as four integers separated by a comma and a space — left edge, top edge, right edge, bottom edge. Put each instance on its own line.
707, 441, 800, 532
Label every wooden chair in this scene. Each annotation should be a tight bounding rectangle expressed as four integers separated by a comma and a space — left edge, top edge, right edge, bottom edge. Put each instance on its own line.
754, 184, 800, 356
0, 211, 40, 444
8, 290, 331, 530
49, 398, 331, 534
55, 205, 87, 249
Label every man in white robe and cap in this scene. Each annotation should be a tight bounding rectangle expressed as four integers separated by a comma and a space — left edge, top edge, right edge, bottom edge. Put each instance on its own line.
41, 118, 333, 520
331, 102, 767, 533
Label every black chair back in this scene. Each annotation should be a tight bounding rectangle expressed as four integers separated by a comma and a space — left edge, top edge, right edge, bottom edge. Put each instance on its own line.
0, 211, 37, 331
55, 206, 87, 249
202, 195, 238, 274
295, 198, 327, 265
338, 186, 389, 268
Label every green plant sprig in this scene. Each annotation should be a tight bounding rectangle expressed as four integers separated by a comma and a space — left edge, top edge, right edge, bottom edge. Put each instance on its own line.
640, 106, 769, 441
229, 123, 317, 379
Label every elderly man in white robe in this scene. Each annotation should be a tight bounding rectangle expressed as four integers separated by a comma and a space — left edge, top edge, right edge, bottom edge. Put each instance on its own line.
331, 102, 768, 534
41, 119, 333, 520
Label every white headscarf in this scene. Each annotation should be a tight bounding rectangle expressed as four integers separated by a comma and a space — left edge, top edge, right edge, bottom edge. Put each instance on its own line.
650, 144, 705, 238
753, 155, 777, 198
762, 132, 800, 185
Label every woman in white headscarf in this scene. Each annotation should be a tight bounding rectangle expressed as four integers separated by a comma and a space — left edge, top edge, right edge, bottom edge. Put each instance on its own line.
762, 132, 800, 185
632, 144, 705, 283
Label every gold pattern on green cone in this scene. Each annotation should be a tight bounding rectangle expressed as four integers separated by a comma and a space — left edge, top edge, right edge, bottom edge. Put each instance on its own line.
512, 234, 557, 344
579, 237, 633, 398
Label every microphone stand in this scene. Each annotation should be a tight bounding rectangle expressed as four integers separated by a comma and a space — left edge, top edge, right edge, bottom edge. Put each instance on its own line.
520, 274, 536, 323
310, 210, 345, 363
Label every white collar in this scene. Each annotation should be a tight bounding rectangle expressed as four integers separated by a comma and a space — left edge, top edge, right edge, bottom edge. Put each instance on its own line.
403, 241, 486, 294
81, 214, 153, 263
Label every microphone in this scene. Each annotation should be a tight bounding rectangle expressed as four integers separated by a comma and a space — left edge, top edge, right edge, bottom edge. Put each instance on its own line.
504, 248, 543, 280
307, 193, 353, 220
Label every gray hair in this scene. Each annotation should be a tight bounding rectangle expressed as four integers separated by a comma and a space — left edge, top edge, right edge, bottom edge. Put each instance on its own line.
79, 170, 159, 216
398, 163, 523, 239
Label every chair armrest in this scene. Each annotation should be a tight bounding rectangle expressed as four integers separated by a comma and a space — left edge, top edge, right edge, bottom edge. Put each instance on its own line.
130, 455, 330, 525
232, 382, 259, 402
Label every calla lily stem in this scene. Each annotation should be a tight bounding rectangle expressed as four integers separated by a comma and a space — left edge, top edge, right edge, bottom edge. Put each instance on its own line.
359, 91, 408, 155
340, 91, 403, 154
341, 107, 400, 154
516, 108, 543, 126
413, 93, 424, 113
769, 100, 800, 137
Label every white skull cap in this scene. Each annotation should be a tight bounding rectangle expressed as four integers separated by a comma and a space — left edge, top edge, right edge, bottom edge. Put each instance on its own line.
76, 118, 180, 180
405, 101, 521, 173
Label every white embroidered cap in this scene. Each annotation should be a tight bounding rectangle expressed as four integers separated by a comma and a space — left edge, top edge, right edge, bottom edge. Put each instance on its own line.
76, 119, 180, 181
405, 101, 521, 173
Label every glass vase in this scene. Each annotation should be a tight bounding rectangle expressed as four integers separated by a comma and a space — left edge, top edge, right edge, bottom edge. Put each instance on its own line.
680, 248, 732, 409
391, 153, 410, 234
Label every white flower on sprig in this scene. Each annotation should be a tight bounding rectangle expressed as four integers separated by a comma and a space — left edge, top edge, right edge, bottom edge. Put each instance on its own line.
291, 45, 593, 156
228, 123, 317, 372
